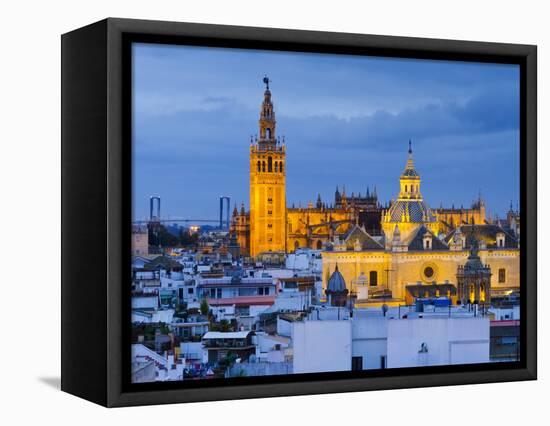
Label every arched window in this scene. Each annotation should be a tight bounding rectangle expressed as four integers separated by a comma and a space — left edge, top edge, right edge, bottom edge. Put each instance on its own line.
266, 128, 271, 139
274, 162, 278, 172
279, 162, 283, 173
405, 185, 408, 193
316, 240, 323, 250
262, 161, 266, 172
268, 156, 273, 172
257, 161, 261, 172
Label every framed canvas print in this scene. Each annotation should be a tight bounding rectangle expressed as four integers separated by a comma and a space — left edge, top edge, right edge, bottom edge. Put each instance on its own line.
61, 18, 537, 407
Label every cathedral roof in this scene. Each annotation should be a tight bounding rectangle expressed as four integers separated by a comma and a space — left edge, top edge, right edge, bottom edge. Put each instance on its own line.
343, 224, 384, 250
327, 265, 348, 293
406, 225, 449, 251
386, 199, 436, 223
445, 224, 518, 249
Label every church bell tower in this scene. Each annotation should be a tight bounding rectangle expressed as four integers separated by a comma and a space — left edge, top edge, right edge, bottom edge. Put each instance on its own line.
249, 76, 286, 257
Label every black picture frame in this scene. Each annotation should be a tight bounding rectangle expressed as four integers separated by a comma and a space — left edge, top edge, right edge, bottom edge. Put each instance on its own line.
61, 17, 537, 407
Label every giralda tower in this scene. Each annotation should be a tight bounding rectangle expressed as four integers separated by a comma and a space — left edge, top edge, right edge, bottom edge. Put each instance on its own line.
249, 76, 286, 257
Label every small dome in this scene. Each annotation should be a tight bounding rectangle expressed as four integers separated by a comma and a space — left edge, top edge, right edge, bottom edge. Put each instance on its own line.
463, 241, 488, 273
327, 265, 347, 293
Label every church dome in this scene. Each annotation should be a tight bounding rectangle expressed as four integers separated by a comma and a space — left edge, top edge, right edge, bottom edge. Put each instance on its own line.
327, 265, 347, 293
387, 199, 436, 223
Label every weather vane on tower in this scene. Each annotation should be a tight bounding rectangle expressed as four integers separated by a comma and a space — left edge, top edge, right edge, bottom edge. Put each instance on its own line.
263, 75, 270, 90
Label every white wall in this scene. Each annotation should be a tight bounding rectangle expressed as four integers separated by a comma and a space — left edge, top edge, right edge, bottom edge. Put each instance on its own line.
491, 306, 521, 321
387, 317, 490, 368
179, 342, 204, 362
292, 320, 352, 374
277, 317, 292, 337
352, 316, 388, 370
132, 295, 158, 310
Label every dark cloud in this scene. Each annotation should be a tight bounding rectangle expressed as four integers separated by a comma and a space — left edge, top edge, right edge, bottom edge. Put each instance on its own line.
132, 45, 520, 220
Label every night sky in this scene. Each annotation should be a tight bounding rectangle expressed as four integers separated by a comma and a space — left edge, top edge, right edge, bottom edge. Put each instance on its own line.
132, 43, 520, 222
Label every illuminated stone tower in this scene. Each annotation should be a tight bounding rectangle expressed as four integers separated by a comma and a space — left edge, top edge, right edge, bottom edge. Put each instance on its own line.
249, 76, 286, 257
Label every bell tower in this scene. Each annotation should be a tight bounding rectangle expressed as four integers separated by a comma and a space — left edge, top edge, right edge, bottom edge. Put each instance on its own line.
249, 76, 287, 257
399, 140, 422, 200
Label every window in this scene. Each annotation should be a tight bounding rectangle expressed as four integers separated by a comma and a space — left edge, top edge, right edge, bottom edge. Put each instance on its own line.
274, 162, 278, 172
267, 223, 272, 229
188, 288, 194, 294
316, 240, 323, 250
424, 266, 434, 278
257, 161, 261, 172
405, 185, 408, 193
351, 356, 363, 371
268, 156, 273, 172
380, 356, 387, 369
267, 197, 273, 204
217, 288, 222, 298
262, 161, 266, 172
209, 288, 216, 298
425, 239, 431, 249
268, 210, 272, 215
280, 162, 283, 173
369, 271, 378, 286
499, 268, 506, 283
266, 128, 271, 139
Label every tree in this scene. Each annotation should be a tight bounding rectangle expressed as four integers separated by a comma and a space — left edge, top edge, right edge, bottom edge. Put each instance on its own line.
200, 298, 209, 316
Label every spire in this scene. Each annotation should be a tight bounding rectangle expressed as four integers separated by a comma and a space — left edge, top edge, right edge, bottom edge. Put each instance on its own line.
258, 75, 276, 147
403, 139, 417, 175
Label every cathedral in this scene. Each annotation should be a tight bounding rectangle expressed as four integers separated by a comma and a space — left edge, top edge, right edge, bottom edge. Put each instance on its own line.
322, 143, 520, 303
231, 77, 385, 257
230, 78, 520, 301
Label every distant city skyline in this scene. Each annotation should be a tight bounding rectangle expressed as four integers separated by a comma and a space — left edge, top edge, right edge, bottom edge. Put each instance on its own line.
132, 43, 520, 222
